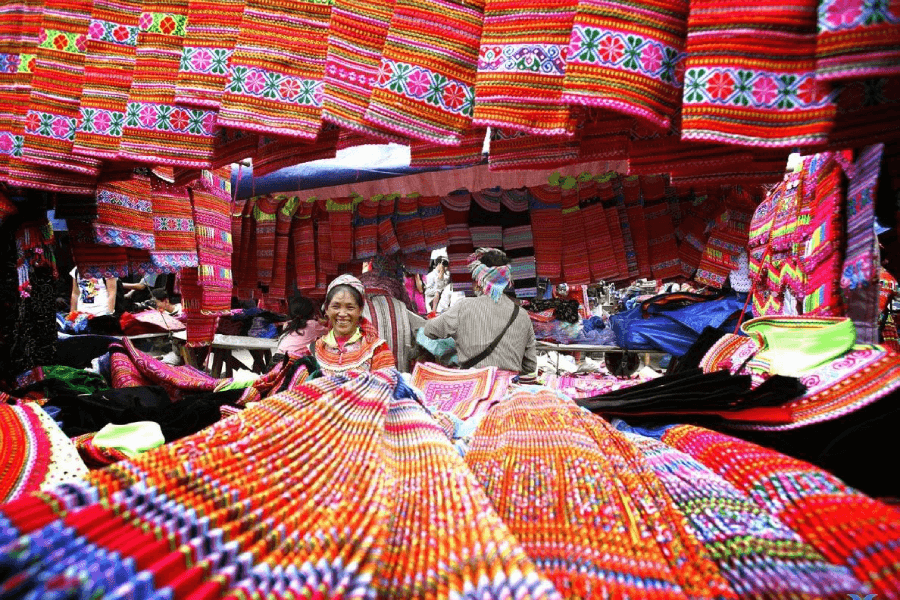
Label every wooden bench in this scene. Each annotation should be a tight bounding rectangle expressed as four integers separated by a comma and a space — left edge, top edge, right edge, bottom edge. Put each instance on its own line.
173, 332, 278, 378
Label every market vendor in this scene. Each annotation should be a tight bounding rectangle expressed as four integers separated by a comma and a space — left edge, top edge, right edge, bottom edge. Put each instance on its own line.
313, 275, 396, 375
422, 248, 536, 374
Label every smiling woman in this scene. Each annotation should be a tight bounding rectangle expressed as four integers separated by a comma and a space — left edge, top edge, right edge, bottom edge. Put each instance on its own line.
313, 274, 396, 376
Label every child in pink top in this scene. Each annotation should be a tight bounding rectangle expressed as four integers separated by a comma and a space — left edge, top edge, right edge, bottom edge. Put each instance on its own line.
275, 295, 328, 358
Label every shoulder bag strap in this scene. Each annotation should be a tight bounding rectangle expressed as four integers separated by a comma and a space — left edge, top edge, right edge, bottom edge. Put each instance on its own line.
460, 302, 520, 369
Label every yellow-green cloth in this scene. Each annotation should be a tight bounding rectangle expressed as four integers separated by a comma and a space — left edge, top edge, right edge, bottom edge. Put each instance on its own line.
742, 317, 856, 376
92, 422, 165, 458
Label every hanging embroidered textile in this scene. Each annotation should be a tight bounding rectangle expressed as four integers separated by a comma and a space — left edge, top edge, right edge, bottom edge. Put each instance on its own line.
321, 0, 404, 140
253, 194, 281, 286
625, 431, 864, 598
680, 0, 836, 147
695, 190, 755, 289
526, 185, 563, 281
662, 424, 900, 598
292, 197, 317, 291
252, 127, 339, 177
210, 126, 257, 169
417, 194, 449, 251
91, 173, 154, 250
575, 111, 634, 162
802, 152, 845, 316
393, 193, 426, 254
469, 188, 503, 249
0, 0, 34, 177
327, 196, 355, 264
562, 0, 689, 132
441, 190, 475, 294
20, 0, 102, 175
191, 168, 233, 314
267, 195, 299, 303
150, 175, 197, 269
174, 0, 245, 108
218, 0, 330, 139
644, 200, 681, 281
376, 193, 401, 255
365, 0, 482, 144
409, 127, 485, 168
466, 388, 736, 600
68, 219, 130, 278
622, 175, 652, 279
487, 128, 580, 171
233, 194, 257, 296
118, 0, 217, 167
578, 181, 618, 281
474, 0, 576, 136
815, 0, 900, 82
560, 183, 592, 284
353, 194, 378, 260
500, 188, 537, 297
72, 0, 142, 160
826, 76, 900, 151
316, 206, 337, 280
603, 173, 638, 279
180, 265, 219, 345
229, 195, 246, 295
596, 173, 629, 279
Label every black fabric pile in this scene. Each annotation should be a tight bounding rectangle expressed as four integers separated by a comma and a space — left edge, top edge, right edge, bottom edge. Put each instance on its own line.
576, 368, 806, 417
523, 298, 581, 323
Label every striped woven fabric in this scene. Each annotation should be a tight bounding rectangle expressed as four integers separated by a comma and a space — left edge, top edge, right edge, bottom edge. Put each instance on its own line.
441, 190, 474, 293
815, 0, 900, 82
409, 127, 485, 167
209, 126, 257, 168
252, 127, 339, 177
20, 0, 103, 175
662, 424, 900, 598
579, 182, 618, 281
644, 199, 681, 280
469, 188, 503, 249
292, 198, 317, 291
354, 195, 379, 260
72, 0, 143, 160
175, 0, 245, 108
624, 430, 864, 598
560, 184, 591, 284
180, 266, 219, 345
680, 0, 836, 147
562, 0, 689, 131
474, 0, 576, 135
191, 168, 233, 314
596, 174, 629, 279
316, 208, 338, 280
575, 110, 634, 162
376, 193, 401, 255
0, 0, 33, 177
321, 0, 405, 140
149, 175, 198, 269
417, 194, 449, 250
0, 403, 51, 503
526, 184, 563, 280
466, 389, 735, 600
92, 172, 154, 249
218, 0, 331, 138
0, 373, 560, 599
365, 0, 482, 144
118, 0, 217, 167
363, 295, 420, 371
327, 196, 355, 264
500, 188, 536, 297
68, 218, 130, 278
622, 175, 652, 279
229, 195, 246, 295
253, 194, 281, 286
600, 173, 637, 279
487, 127, 580, 171
393, 193, 426, 254
267, 194, 299, 303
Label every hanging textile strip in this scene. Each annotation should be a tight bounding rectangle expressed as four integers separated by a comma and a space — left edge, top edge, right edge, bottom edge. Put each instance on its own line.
800, 157, 844, 316
579, 182, 618, 281
626, 431, 864, 598
487, 128, 580, 171
365, 0, 482, 145
662, 424, 900, 598
236, 192, 259, 297
609, 174, 639, 280
526, 185, 563, 281
68, 219, 130, 278
441, 190, 475, 293
825, 76, 900, 151
290, 198, 316, 293
252, 126, 340, 177
72, 0, 142, 160
562, 0, 689, 131
622, 175, 652, 279
815, 0, 900, 82
0, 0, 32, 177
466, 389, 736, 600
0, 403, 51, 503
321, 0, 407, 141
376, 193, 401, 256
253, 194, 282, 287
410, 361, 497, 419
501, 188, 537, 297
92, 173, 155, 249
473, 0, 576, 136
469, 188, 503, 249
402, 250, 431, 276
560, 184, 592, 284
644, 200, 680, 281
575, 110, 634, 162
218, 0, 330, 138
229, 195, 246, 296
681, 0, 836, 147
19, 0, 102, 175
327, 196, 355, 264
191, 168, 233, 314
174, 0, 245, 108
267, 195, 299, 303
417, 194, 449, 251
316, 204, 337, 280
179, 266, 217, 346
393, 193, 426, 255
595, 173, 629, 280
353, 195, 379, 260
150, 176, 198, 270
842, 143, 885, 343
210, 126, 257, 169
410, 127, 485, 167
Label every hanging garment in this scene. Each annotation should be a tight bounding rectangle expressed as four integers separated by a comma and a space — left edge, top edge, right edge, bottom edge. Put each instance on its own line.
815, 0, 900, 83
353, 195, 379, 260
191, 168, 233, 314
560, 184, 592, 284
500, 188, 537, 297
267, 195, 299, 304
327, 196, 355, 264
149, 176, 197, 270
468, 188, 503, 249
622, 175, 653, 279
417, 194, 450, 251
252, 127, 339, 176
441, 190, 475, 294
92, 173, 155, 249
291, 198, 317, 291
526, 185, 563, 281
393, 193, 426, 254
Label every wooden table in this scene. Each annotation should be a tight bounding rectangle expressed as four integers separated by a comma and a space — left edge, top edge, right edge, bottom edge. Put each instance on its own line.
173, 332, 278, 378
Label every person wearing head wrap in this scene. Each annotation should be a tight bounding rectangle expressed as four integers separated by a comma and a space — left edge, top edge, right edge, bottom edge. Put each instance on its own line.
422, 249, 536, 374
313, 274, 396, 375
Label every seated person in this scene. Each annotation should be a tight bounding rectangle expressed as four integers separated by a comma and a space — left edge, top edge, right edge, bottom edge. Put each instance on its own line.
70, 268, 117, 317
314, 275, 396, 376
274, 294, 327, 361
151, 289, 181, 316
422, 248, 536, 375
